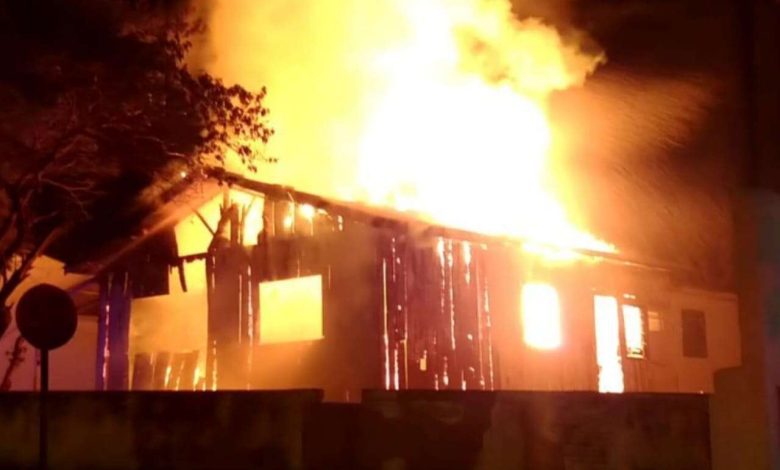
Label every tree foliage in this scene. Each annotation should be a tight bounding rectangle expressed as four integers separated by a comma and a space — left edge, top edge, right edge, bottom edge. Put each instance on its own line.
0, 0, 273, 334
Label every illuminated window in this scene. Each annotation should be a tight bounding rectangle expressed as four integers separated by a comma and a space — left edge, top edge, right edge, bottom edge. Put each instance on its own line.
259, 275, 323, 344
622, 304, 645, 358
521, 282, 562, 350
594, 295, 624, 393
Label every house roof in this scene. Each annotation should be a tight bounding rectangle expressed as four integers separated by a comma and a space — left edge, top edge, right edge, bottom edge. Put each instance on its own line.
214, 169, 685, 274
59, 167, 687, 281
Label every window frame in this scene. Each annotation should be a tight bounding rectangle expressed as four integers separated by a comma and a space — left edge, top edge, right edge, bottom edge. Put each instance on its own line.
620, 303, 647, 360
520, 282, 563, 350
681, 308, 708, 358
592, 293, 649, 361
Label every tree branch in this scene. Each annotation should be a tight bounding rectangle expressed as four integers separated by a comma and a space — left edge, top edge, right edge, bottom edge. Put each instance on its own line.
0, 226, 68, 306
0, 186, 27, 272
0, 180, 18, 252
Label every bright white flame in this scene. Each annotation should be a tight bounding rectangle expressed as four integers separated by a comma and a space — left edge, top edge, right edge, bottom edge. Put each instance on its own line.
622, 304, 645, 358
521, 282, 561, 350
594, 295, 624, 393
200, 0, 613, 258
282, 214, 294, 230
194, 366, 202, 390
299, 203, 316, 220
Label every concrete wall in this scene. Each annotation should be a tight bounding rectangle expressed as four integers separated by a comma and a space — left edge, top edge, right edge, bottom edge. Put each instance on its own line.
0, 391, 321, 469
346, 391, 711, 469
0, 390, 710, 469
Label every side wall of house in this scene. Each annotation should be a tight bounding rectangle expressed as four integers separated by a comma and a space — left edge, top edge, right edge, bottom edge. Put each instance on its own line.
489, 259, 739, 394
117, 189, 740, 402
0, 256, 96, 391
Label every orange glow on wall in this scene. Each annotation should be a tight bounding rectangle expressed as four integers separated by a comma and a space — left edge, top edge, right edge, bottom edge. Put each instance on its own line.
175, 190, 265, 257
259, 275, 324, 344
129, 261, 208, 390
594, 295, 624, 393
521, 282, 562, 350
622, 304, 645, 358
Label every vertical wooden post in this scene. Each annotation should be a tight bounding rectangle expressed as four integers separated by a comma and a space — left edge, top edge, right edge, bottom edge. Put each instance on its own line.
107, 272, 131, 390
39, 348, 48, 470
477, 247, 496, 390
95, 278, 108, 391
96, 272, 132, 391
206, 201, 252, 390
206, 243, 246, 389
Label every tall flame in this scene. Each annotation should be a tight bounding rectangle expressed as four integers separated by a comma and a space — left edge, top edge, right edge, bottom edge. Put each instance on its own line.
196, 0, 613, 254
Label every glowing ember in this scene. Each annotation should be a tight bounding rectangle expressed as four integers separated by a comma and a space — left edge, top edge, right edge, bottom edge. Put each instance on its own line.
521, 282, 561, 350
594, 295, 624, 393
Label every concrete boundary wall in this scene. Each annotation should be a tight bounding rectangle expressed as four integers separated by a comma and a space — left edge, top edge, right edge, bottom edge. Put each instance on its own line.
0, 390, 710, 469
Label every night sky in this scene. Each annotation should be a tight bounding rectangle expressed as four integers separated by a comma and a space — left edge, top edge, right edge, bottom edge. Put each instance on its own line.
519, 0, 763, 288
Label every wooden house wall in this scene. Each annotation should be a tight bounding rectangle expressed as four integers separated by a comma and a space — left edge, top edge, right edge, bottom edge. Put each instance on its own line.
248, 224, 383, 401
379, 235, 496, 392
104, 191, 740, 398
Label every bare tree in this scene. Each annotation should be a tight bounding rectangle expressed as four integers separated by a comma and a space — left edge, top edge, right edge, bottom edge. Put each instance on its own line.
0, 0, 273, 334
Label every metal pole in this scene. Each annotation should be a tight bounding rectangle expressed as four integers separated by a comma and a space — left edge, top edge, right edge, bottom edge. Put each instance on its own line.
39, 348, 48, 470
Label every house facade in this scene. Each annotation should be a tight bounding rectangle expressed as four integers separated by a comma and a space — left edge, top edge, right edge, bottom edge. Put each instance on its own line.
58, 173, 739, 402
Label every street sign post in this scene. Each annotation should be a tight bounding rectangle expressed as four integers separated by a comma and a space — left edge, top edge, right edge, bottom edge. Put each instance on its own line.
16, 284, 77, 470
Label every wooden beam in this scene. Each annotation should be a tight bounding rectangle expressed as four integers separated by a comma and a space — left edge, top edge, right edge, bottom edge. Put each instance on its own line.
208, 168, 684, 274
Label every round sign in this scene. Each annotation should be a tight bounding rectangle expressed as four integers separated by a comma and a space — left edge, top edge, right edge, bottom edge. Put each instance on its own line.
16, 284, 77, 350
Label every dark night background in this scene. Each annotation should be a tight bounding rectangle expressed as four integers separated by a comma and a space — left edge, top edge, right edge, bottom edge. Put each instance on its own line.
520, 0, 778, 290
3, 0, 779, 289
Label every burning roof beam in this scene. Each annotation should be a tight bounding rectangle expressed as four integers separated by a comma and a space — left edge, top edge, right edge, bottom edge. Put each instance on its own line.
210, 168, 685, 274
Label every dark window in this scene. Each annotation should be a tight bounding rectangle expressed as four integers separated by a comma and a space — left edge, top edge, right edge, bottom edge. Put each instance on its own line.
681, 309, 708, 358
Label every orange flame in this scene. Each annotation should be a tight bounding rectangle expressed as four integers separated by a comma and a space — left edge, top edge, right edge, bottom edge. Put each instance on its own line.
197, 0, 613, 256
521, 282, 562, 349
594, 295, 624, 393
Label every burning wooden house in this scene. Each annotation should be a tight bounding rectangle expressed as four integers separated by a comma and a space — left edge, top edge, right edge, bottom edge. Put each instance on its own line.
63, 171, 739, 401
